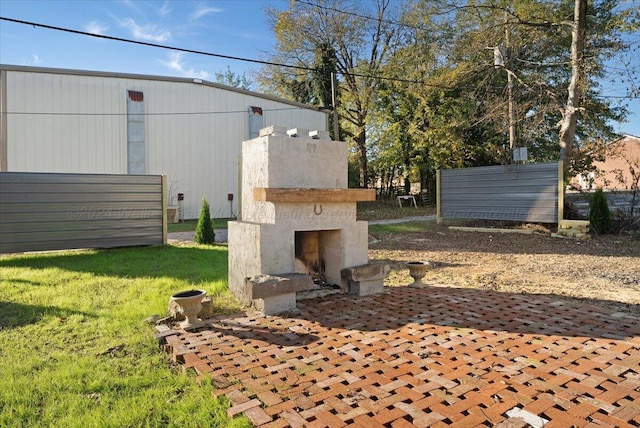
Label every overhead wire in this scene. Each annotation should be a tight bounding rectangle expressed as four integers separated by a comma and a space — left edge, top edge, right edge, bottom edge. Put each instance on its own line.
293, 0, 419, 30
0, 15, 481, 91
0, 16, 314, 71
2, 107, 307, 116
0, 15, 637, 101
292, 1, 640, 100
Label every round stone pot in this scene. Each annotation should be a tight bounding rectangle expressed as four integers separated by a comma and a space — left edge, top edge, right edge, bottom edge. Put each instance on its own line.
405, 261, 431, 287
170, 289, 207, 330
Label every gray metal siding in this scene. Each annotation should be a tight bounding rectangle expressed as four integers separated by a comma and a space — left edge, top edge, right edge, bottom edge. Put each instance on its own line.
0, 69, 7, 171
440, 162, 559, 223
1, 65, 328, 219
0, 172, 163, 253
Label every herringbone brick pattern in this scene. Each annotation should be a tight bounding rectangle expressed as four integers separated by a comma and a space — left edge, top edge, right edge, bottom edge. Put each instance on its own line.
159, 286, 640, 427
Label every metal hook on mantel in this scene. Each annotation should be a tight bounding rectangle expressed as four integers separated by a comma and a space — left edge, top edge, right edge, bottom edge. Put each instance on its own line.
314, 204, 323, 215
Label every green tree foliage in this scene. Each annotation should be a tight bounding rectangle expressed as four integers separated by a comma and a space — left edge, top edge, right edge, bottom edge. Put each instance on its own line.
372, 0, 636, 188
194, 197, 216, 245
214, 66, 253, 90
371, 3, 510, 192
589, 189, 612, 234
260, 0, 637, 192
260, 0, 402, 187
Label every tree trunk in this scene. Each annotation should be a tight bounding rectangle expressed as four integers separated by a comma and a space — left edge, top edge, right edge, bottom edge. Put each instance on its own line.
385, 166, 396, 197
356, 126, 368, 187
558, 0, 587, 163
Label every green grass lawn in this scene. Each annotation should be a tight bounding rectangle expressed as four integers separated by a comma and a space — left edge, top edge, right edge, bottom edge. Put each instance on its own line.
357, 200, 435, 221
168, 218, 231, 233
0, 244, 250, 428
0, 202, 434, 427
368, 220, 438, 234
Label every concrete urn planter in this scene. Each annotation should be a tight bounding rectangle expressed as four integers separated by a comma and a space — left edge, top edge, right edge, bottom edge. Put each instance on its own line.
170, 289, 207, 330
405, 261, 430, 287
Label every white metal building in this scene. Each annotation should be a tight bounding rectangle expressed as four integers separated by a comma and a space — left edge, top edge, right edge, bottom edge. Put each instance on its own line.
0, 65, 328, 218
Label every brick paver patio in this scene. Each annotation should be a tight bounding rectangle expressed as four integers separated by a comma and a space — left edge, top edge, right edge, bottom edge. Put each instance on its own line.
158, 285, 640, 427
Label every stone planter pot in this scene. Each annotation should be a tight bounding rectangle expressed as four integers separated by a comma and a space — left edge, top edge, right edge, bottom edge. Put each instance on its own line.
405, 261, 430, 287
170, 289, 207, 330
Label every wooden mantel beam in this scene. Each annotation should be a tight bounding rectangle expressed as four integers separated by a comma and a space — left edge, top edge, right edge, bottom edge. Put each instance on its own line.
253, 188, 376, 203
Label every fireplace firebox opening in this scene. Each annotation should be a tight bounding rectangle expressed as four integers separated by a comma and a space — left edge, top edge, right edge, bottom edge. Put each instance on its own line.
294, 230, 342, 288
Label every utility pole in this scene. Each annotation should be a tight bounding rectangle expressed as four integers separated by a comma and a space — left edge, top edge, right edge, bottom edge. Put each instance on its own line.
506, 62, 515, 153
492, 44, 516, 160
331, 72, 340, 141
505, 22, 516, 156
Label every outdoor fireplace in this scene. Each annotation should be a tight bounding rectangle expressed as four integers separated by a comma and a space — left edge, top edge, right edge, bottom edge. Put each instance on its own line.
228, 126, 389, 315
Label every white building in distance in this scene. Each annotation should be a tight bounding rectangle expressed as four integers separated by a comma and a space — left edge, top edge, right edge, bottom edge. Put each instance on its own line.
0, 65, 328, 219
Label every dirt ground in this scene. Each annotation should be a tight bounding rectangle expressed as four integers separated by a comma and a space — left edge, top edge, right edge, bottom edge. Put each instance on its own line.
369, 226, 640, 316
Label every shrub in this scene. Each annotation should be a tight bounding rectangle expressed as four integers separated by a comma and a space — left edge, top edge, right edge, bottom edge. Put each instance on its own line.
589, 189, 612, 234
194, 197, 216, 244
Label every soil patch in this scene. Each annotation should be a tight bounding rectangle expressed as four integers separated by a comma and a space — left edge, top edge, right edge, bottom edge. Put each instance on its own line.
370, 226, 640, 315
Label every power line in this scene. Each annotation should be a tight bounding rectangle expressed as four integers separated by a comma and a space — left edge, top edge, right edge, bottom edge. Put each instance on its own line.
3, 107, 306, 116
0, 16, 314, 72
595, 94, 640, 99
292, 0, 494, 37
1, 16, 638, 101
291, 0, 506, 32
0, 15, 433, 85
0, 15, 463, 88
293, 0, 416, 29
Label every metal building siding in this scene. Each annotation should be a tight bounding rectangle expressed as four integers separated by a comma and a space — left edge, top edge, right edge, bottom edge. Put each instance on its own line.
140, 80, 328, 218
440, 162, 559, 223
0, 172, 164, 253
117, 78, 327, 219
5, 71, 127, 174
2, 66, 328, 219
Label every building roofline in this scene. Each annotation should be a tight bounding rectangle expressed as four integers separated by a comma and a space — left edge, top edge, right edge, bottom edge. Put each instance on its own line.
608, 134, 640, 145
0, 64, 327, 114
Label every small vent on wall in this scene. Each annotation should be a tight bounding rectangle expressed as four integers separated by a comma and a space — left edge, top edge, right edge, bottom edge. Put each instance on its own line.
128, 91, 144, 102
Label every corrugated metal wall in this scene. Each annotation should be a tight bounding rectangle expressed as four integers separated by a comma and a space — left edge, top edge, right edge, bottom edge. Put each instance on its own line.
439, 162, 559, 223
1, 66, 327, 219
0, 172, 165, 253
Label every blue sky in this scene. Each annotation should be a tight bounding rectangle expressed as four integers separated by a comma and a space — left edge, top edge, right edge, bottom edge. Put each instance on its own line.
0, 0, 638, 137
0, 0, 280, 80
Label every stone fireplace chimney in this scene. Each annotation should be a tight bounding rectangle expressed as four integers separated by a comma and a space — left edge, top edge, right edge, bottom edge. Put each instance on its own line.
228, 126, 388, 315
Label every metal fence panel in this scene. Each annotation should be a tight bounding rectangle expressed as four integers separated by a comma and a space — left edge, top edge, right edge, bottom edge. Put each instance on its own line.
0, 172, 164, 253
440, 162, 559, 223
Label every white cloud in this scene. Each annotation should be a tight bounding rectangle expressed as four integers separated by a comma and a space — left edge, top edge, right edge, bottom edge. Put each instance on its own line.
190, 5, 223, 21
162, 52, 210, 80
158, 1, 172, 17
118, 0, 143, 15
32, 54, 42, 65
120, 18, 171, 43
120, 0, 135, 10
85, 21, 108, 35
